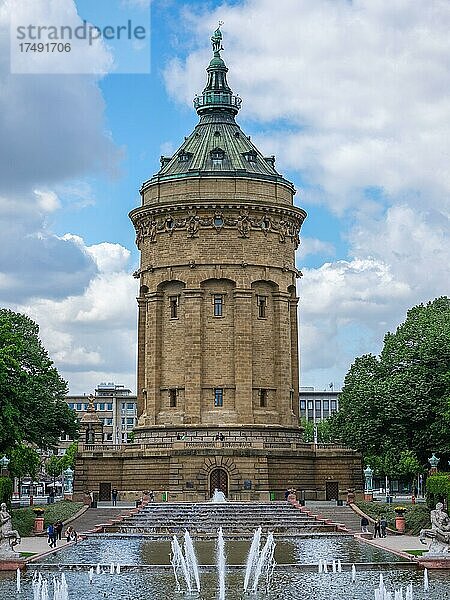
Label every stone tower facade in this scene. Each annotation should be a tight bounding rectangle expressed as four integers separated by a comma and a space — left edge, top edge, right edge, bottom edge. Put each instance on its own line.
74, 28, 362, 502
130, 26, 306, 436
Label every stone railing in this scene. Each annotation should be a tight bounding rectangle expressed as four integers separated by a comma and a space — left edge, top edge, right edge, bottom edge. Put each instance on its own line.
79, 440, 344, 453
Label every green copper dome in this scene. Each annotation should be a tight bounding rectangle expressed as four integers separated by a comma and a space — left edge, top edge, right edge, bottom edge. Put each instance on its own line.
150, 26, 293, 190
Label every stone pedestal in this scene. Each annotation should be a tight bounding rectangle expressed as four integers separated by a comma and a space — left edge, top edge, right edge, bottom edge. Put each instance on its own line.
0, 539, 20, 561
34, 517, 44, 533
395, 515, 405, 533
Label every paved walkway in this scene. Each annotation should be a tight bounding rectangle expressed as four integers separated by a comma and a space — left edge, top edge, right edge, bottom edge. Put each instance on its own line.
16, 502, 136, 559
365, 534, 430, 555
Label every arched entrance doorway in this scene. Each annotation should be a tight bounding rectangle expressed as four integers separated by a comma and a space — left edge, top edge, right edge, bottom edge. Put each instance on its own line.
210, 468, 228, 497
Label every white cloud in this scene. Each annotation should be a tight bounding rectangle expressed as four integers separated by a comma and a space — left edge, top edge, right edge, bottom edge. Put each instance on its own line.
298, 237, 335, 260
16, 236, 137, 393
34, 189, 61, 213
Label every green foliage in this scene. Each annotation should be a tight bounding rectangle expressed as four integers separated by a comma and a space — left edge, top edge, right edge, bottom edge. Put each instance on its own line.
12, 500, 83, 537
0, 476, 13, 505
0, 309, 79, 453
10, 445, 41, 481
300, 418, 334, 443
425, 473, 450, 508
59, 442, 78, 469
46, 455, 62, 479
356, 500, 431, 535
330, 297, 450, 467
11, 507, 36, 537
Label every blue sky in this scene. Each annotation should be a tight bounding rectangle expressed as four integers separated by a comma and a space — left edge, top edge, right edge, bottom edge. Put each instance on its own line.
1, 0, 449, 394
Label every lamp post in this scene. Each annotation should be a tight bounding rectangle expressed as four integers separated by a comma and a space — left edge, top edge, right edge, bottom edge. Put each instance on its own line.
428, 453, 440, 474
0, 455, 10, 477
363, 466, 374, 502
63, 466, 74, 498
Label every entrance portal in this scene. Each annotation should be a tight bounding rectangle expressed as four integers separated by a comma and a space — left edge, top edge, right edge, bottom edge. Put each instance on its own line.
326, 481, 339, 501
210, 468, 228, 497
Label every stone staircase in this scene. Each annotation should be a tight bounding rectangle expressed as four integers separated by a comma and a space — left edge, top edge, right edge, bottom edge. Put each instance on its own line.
304, 501, 362, 533
106, 501, 339, 536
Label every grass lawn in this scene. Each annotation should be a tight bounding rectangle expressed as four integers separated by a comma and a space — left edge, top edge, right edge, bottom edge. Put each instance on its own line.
355, 501, 431, 535
12, 500, 84, 537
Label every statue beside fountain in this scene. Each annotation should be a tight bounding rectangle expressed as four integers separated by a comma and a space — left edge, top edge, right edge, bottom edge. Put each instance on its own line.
0, 502, 21, 559
420, 502, 450, 555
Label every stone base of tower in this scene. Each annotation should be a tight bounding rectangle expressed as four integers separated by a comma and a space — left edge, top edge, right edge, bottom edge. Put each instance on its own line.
73, 428, 362, 503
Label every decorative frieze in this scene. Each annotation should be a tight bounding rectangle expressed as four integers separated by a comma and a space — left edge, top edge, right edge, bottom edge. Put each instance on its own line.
131, 205, 302, 248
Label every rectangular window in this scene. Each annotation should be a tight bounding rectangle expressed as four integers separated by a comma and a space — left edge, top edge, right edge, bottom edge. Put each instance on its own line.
259, 389, 268, 407
83, 403, 89, 410
331, 400, 337, 412
323, 400, 329, 412
300, 400, 306, 410
107, 403, 113, 411
99, 403, 105, 411
169, 296, 179, 318
127, 403, 135, 410
169, 389, 177, 408
213, 295, 223, 317
257, 296, 267, 318
76, 403, 82, 411
126, 418, 134, 425
315, 400, 321, 412
214, 388, 223, 407
68, 403, 74, 410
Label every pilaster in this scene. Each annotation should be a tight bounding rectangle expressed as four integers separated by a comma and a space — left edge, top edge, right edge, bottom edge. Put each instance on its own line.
183, 288, 203, 424
234, 288, 254, 423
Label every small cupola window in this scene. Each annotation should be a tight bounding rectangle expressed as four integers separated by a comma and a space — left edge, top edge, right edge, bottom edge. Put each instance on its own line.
210, 147, 225, 167
243, 150, 257, 164
178, 150, 192, 163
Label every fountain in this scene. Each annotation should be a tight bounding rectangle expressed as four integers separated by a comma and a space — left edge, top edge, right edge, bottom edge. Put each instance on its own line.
250, 531, 276, 593
217, 527, 226, 600
211, 488, 227, 503
243, 526, 262, 591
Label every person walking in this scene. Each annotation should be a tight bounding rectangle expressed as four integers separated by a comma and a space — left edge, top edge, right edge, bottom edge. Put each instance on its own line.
374, 517, 381, 538
361, 516, 369, 533
47, 523, 57, 548
112, 488, 118, 506
380, 515, 387, 538
54, 520, 63, 541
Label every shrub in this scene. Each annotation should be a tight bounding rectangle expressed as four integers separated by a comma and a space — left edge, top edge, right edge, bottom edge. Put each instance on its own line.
0, 477, 13, 506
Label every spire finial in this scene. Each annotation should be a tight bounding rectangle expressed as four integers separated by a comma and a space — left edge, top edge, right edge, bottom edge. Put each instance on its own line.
211, 21, 224, 56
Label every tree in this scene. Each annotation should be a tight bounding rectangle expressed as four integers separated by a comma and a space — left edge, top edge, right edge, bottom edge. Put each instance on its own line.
10, 445, 41, 481
330, 297, 450, 467
301, 418, 335, 443
0, 309, 79, 454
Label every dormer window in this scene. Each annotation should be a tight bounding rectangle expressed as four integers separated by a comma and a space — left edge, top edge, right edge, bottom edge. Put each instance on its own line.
178, 150, 192, 163
210, 147, 225, 167
243, 150, 257, 164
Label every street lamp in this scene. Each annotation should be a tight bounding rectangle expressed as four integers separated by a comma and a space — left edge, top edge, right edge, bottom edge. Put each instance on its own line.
363, 466, 374, 501
63, 467, 74, 495
428, 453, 440, 473
0, 455, 10, 476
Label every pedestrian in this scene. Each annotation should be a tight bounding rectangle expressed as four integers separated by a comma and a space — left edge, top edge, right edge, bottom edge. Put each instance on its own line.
374, 517, 381, 538
149, 490, 155, 502
54, 520, 63, 541
380, 516, 387, 538
361, 516, 369, 533
49, 488, 55, 504
112, 488, 118, 506
47, 523, 57, 548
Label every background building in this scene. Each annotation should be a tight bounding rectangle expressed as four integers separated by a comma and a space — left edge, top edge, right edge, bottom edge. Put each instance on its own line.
299, 387, 340, 422
62, 383, 137, 452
